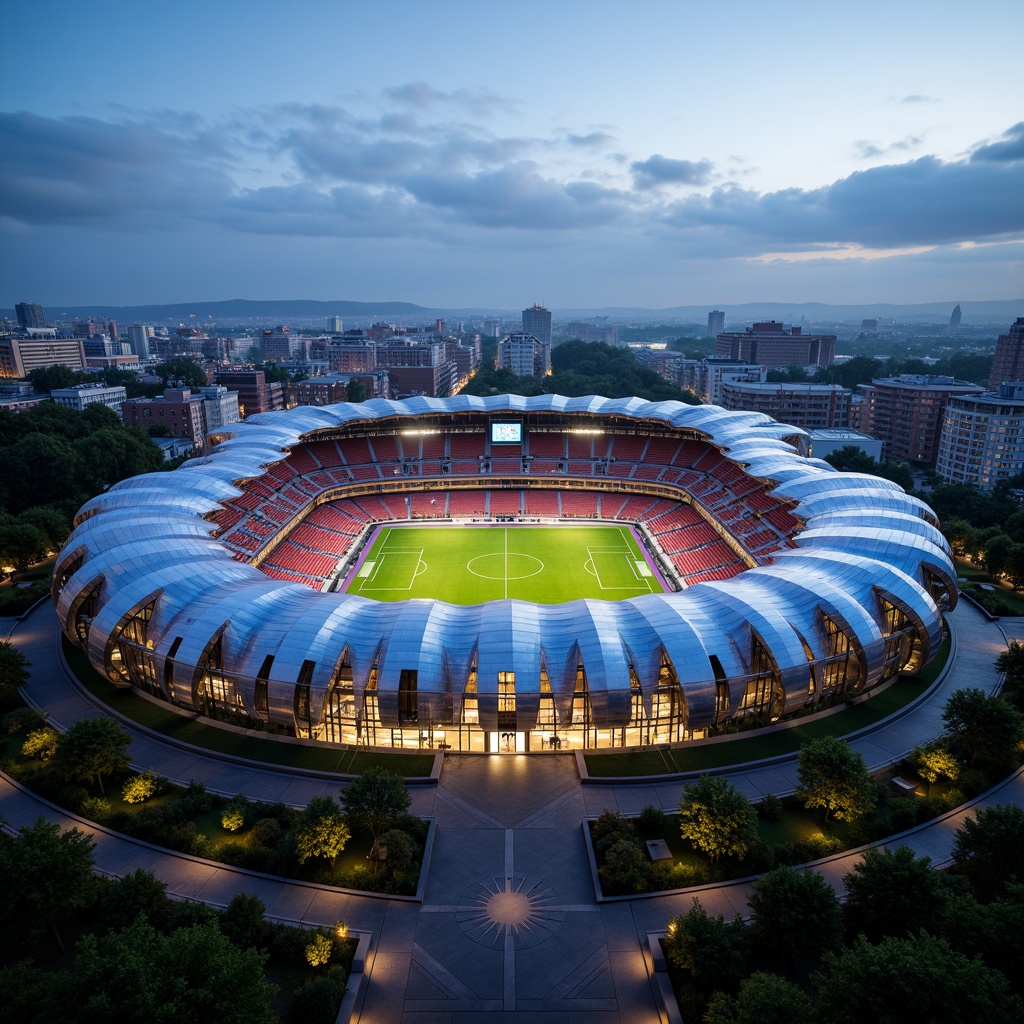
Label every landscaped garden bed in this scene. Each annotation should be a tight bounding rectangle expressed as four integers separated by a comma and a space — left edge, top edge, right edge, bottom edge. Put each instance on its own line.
0, 818, 359, 1024
2, 711, 430, 897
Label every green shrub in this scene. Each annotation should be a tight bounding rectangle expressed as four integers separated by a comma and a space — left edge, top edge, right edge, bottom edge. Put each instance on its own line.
221, 806, 245, 831
757, 793, 783, 821
288, 965, 348, 1024
80, 796, 112, 821
305, 932, 333, 968
4, 708, 48, 735
122, 769, 159, 804
637, 804, 666, 835
251, 817, 282, 848
21, 726, 58, 762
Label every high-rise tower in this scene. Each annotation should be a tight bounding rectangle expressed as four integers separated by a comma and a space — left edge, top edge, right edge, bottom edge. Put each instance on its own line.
707, 310, 725, 337
521, 304, 552, 374
989, 318, 1024, 389
15, 302, 45, 329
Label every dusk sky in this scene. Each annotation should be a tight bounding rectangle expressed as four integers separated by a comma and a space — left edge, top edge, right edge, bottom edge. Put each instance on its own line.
2, 0, 1022, 309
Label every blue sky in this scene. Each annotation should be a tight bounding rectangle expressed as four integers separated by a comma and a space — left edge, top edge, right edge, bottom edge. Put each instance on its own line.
2, 0, 1022, 308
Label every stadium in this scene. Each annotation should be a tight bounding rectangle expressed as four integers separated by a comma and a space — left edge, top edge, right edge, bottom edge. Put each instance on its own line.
52, 394, 957, 754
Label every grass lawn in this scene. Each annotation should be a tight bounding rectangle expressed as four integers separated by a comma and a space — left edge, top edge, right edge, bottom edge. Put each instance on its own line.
585, 628, 952, 778
62, 637, 435, 778
344, 524, 665, 604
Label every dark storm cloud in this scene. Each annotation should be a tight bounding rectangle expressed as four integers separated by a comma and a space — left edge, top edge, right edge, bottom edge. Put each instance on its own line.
400, 164, 630, 229
631, 154, 715, 189
971, 122, 1024, 163
2, 101, 1021, 255
0, 111, 233, 226
668, 151, 1024, 249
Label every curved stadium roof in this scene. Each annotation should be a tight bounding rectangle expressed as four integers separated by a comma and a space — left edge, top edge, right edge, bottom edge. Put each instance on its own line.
52, 394, 957, 740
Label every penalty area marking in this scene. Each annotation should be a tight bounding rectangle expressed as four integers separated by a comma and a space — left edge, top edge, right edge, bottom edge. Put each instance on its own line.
356, 549, 425, 591
585, 547, 656, 592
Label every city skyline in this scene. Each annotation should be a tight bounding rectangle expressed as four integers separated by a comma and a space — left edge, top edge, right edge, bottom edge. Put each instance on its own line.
2, 0, 1022, 308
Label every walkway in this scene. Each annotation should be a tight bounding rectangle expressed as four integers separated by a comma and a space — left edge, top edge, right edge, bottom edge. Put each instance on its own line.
1, 599, 1020, 1022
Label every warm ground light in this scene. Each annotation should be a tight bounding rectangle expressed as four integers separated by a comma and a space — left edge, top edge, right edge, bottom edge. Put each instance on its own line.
344, 524, 665, 604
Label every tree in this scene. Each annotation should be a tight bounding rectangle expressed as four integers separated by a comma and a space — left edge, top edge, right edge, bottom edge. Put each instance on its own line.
909, 742, 960, 793
17, 506, 71, 552
66, 916, 277, 1024
27, 364, 92, 392
942, 688, 1024, 770
813, 932, 1023, 1024
747, 866, 844, 963
340, 767, 411, 846
376, 828, 415, 874
664, 898, 748, 995
842, 845, 949, 942
345, 378, 367, 403
0, 817, 96, 950
704, 972, 814, 1024
51, 717, 132, 796
952, 804, 1024, 902
939, 885, 1024, 987
293, 795, 351, 866
99, 868, 170, 934
796, 735, 876, 822
220, 893, 270, 950
0, 519, 47, 572
155, 357, 208, 389
677, 775, 757, 863
996, 641, 1024, 707
0, 640, 30, 697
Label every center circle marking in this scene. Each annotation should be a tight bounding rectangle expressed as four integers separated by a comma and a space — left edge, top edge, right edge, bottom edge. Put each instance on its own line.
466, 552, 544, 581
486, 890, 531, 925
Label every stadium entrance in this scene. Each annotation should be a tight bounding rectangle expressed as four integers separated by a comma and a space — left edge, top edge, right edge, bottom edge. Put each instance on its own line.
491, 731, 527, 752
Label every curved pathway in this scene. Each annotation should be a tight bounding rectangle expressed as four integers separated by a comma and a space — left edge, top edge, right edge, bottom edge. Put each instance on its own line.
2, 599, 1021, 1022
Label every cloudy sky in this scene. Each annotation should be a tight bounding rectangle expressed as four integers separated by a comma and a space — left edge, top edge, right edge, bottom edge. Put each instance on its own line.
2, 0, 1022, 309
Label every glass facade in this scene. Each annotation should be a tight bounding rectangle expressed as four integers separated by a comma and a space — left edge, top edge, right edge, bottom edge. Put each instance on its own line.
53, 395, 956, 754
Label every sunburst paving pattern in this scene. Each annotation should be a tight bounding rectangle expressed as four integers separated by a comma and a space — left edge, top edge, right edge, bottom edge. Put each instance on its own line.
456, 875, 563, 949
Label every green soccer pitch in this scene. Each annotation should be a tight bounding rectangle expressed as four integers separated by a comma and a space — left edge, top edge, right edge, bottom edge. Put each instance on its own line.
343, 524, 667, 605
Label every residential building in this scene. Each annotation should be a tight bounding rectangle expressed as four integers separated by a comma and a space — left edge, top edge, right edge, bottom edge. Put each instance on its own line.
196, 385, 241, 433
121, 388, 209, 450
213, 370, 284, 418
707, 310, 725, 337
0, 335, 87, 377
677, 357, 766, 404
50, 383, 127, 412
520, 305, 552, 374
0, 383, 46, 413
715, 320, 836, 369
936, 382, 1024, 490
565, 322, 619, 346
330, 315, 343, 333
807, 428, 883, 463
260, 326, 292, 362
15, 303, 46, 329
988, 318, 1024, 389
857, 374, 985, 465
718, 381, 851, 429
286, 370, 390, 407
153, 436, 196, 461
499, 332, 549, 377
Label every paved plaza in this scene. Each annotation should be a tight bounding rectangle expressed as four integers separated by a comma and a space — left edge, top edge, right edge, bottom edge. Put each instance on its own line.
3, 599, 1024, 1021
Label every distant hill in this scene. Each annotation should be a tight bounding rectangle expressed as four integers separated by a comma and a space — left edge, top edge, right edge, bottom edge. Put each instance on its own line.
8, 296, 1022, 325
